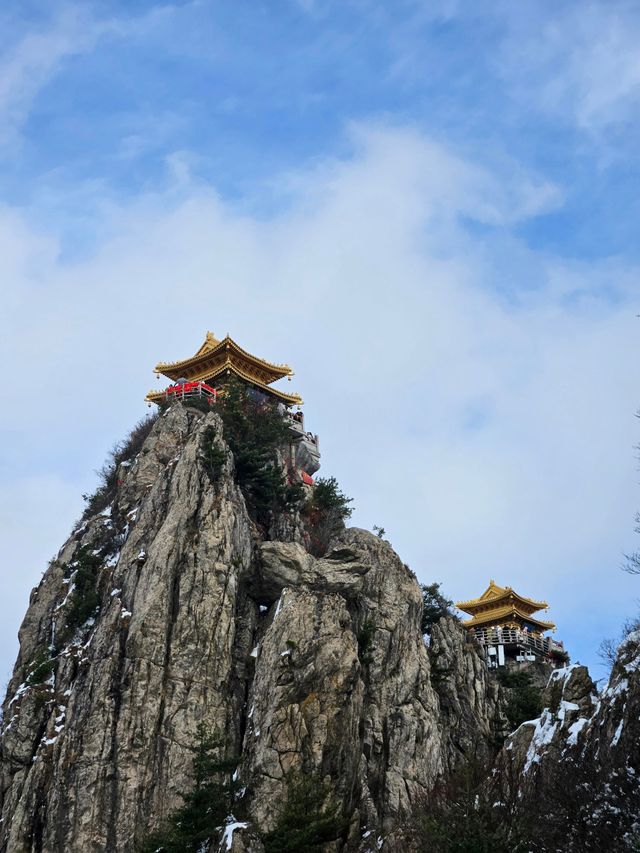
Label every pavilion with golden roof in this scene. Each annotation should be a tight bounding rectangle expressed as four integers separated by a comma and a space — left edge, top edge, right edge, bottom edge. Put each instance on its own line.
456, 580, 555, 635
456, 581, 566, 666
145, 332, 302, 407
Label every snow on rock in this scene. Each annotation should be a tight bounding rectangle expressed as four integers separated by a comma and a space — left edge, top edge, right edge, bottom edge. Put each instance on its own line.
548, 664, 578, 684
524, 710, 558, 773
604, 678, 629, 700
221, 819, 249, 851
566, 717, 589, 746
611, 719, 624, 747
274, 589, 288, 618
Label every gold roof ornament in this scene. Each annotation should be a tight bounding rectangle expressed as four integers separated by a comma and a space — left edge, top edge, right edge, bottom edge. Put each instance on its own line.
456, 580, 556, 633
145, 332, 303, 406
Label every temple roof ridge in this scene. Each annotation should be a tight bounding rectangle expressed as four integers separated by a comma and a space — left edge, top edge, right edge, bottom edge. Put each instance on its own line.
146, 330, 302, 406
155, 332, 294, 378
456, 579, 549, 613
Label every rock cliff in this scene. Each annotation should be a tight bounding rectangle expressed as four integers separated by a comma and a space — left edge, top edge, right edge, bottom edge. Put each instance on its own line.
0, 406, 503, 852
497, 633, 640, 851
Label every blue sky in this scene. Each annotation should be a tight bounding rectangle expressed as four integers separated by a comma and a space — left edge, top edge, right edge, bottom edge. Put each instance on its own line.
1, 0, 640, 681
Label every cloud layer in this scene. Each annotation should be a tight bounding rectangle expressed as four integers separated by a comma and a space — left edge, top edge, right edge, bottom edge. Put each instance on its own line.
1, 122, 638, 681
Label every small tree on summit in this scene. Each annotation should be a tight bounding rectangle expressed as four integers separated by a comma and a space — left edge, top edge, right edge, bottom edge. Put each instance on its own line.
420, 582, 454, 635
304, 476, 353, 556
201, 379, 303, 527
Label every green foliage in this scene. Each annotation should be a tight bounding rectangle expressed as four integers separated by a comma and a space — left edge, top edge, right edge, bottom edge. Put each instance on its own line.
262, 772, 343, 853
420, 583, 454, 635
26, 647, 55, 686
206, 380, 303, 526
202, 426, 227, 481
498, 670, 542, 730
357, 618, 375, 666
305, 476, 354, 557
82, 413, 159, 518
372, 525, 386, 538
411, 760, 533, 853
309, 477, 353, 519
139, 724, 238, 853
56, 546, 102, 646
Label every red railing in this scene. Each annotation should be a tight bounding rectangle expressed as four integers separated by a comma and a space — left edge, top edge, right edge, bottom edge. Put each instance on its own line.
164, 381, 218, 404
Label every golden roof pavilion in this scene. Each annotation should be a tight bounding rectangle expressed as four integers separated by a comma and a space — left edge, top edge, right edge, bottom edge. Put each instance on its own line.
145, 332, 303, 406
456, 580, 555, 634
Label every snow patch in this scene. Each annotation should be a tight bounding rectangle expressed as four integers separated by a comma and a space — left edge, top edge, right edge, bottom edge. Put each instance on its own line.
105, 551, 120, 568
8, 682, 28, 708
605, 678, 629, 700
611, 719, 624, 747
548, 664, 577, 683
566, 717, 588, 746
524, 710, 558, 773
624, 653, 640, 674
110, 588, 122, 598
274, 589, 288, 618
221, 820, 248, 851
55, 583, 76, 612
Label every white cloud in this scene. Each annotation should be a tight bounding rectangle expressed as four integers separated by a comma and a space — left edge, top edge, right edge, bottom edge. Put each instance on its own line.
0, 7, 99, 146
0, 3, 186, 149
499, 2, 640, 132
1, 122, 638, 681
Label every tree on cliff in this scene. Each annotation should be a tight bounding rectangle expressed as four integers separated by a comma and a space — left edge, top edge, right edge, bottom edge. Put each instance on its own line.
420, 582, 454, 635
262, 772, 343, 852
201, 379, 303, 526
304, 475, 353, 556
139, 725, 238, 852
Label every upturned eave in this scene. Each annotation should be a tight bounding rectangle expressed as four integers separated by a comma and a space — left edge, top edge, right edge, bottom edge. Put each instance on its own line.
155, 333, 293, 384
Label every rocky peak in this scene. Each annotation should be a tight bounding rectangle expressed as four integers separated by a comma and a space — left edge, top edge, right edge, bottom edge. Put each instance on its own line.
0, 404, 501, 852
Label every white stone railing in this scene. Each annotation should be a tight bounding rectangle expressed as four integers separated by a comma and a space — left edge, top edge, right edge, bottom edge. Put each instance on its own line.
471, 627, 565, 656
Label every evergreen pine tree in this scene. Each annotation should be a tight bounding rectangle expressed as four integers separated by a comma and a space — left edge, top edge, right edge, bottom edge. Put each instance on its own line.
139, 725, 238, 852
262, 772, 343, 853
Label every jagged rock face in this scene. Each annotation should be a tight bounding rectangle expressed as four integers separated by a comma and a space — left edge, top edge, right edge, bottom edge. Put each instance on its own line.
428, 617, 506, 762
498, 636, 640, 851
1, 407, 256, 852
0, 406, 502, 852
